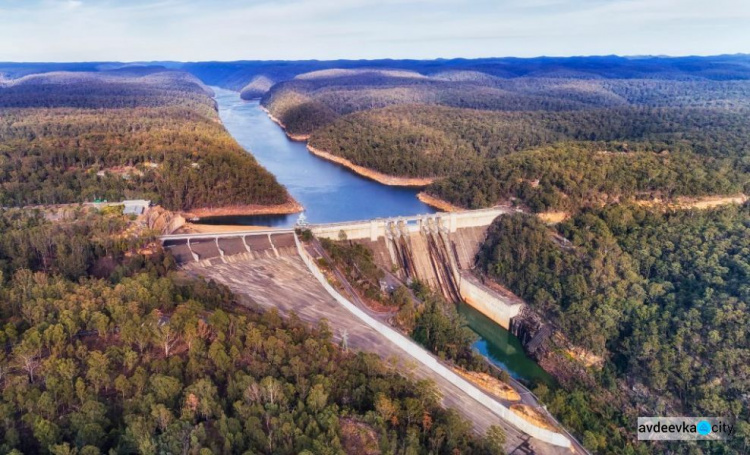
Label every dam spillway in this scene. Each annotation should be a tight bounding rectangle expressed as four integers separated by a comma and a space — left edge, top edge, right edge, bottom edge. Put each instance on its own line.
158, 213, 571, 452
162, 207, 524, 330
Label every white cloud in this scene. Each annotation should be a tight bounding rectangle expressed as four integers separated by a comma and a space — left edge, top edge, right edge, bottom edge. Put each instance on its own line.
0, 0, 747, 61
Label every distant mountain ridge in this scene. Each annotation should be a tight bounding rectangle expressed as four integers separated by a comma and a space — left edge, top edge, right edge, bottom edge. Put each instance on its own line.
3, 54, 750, 94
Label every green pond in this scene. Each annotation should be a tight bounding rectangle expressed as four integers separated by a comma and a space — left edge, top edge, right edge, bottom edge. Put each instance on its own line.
457, 301, 554, 387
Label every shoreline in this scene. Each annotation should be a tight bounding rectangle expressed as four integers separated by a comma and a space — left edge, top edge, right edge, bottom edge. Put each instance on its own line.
307, 145, 436, 187
181, 198, 303, 219
259, 106, 311, 141
175, 223, 270, 234
258, 104, 436, 187
417, 192, 464, 212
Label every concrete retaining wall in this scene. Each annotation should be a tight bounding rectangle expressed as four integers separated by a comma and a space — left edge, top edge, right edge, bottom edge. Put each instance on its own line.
310, 207, 511, 242
312, 220, 380, 241
459, 274, 523, 329
452, 208, 512, 229
294, 234, 571, 449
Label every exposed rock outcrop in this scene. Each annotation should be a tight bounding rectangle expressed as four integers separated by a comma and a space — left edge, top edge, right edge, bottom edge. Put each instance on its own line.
145, 206, 185, 235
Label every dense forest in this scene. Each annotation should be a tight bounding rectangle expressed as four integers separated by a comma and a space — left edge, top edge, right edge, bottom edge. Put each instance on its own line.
312, 104, 743, 185
0, 210, 508, 454
309, 103, 747, 209
266, 70, 750, 137
0, 70, 288, 210
429, 144, 743, 211
476, 204, 750, 452
240, 57, 750, 211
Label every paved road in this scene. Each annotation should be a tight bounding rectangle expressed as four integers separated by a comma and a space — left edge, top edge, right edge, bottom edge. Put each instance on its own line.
186, 251, 570, 454
309, 238, 588, 455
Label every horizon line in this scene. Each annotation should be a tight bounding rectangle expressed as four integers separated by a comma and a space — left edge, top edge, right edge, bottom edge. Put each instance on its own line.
2, 52, 749, 65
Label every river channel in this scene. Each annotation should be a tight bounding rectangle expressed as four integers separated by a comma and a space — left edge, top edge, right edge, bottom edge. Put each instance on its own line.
209, 87, 548, 385
204, 87, 436, 227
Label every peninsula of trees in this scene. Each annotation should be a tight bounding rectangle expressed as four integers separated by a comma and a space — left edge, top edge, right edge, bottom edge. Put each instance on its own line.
223, 56, 750, 211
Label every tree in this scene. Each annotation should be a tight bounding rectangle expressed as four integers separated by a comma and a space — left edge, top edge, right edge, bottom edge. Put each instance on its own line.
485, 425, 506, 454
152, 320, 179, 358
85, 351, 110, 393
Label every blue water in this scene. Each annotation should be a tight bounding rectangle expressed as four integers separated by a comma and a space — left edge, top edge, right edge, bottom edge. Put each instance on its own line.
203, 88, 435, 227
458, 302, 554, 386
210, 89, 546, 384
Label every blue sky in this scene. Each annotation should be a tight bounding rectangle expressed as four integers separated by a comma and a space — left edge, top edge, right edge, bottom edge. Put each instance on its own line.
0, 0, 748, 61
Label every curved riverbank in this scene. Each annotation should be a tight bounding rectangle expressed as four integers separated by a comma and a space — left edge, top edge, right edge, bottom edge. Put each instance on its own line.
199, 89, 436, 227
182, 198, 303, 219
260, 106, 311, 141
258, 99, 436, 187
417, 192, 464, 212
307, 145, 436, 187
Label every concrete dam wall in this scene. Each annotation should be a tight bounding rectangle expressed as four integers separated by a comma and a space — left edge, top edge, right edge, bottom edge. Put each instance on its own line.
161, 207, 525, 330
310, 207, 509, 241
325, 210, 525, 330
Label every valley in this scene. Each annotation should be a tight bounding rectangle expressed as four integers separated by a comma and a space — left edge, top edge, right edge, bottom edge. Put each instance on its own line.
0, 55, 748, 454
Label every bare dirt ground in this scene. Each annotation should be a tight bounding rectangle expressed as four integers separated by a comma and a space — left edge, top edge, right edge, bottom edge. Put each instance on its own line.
635, 194, 747, 210
185, 255, 570, 455
181, 197, 303, 218
417, 192, 464, 212
175, 223, 269, 234
511, 405, 558, 432
454, 368, 521, 402
307, 145, 436, 187
536, 211, 569, 224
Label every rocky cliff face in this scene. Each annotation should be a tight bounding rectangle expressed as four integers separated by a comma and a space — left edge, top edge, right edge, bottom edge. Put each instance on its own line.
145, 206, 185, 235
510, 306, 552, 357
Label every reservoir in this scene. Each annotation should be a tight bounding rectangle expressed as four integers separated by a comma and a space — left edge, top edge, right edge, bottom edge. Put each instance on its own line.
211, 88, 547, 385
206, 87, 436, 227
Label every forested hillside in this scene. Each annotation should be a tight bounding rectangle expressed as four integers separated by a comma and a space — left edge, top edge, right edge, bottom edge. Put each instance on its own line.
0, 70, 288, 210
429, 144, 743, 211
178, 54, 750, 97
264, 63, 750, 136
249, 57, 750, 211
4, 55, 750, 453
477, 204, 750, 452
0, 209, 505, 454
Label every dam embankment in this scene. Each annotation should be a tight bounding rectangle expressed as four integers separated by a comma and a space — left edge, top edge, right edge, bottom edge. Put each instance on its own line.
160, 228, 573, 451
308, 209, 523, 330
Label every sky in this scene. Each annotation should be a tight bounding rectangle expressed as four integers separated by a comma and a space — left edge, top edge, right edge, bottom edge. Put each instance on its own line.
0, 0, 748, 62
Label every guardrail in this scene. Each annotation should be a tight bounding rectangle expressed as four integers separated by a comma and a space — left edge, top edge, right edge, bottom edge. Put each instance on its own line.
294, 233, 572, 448
159, 228, 294, 242
484, 360, 591, 455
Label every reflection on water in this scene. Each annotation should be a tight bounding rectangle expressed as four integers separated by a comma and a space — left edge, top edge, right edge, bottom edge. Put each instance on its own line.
458, 302, 554, 386
198, 213, 303, 228
208, 88, 436, 227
